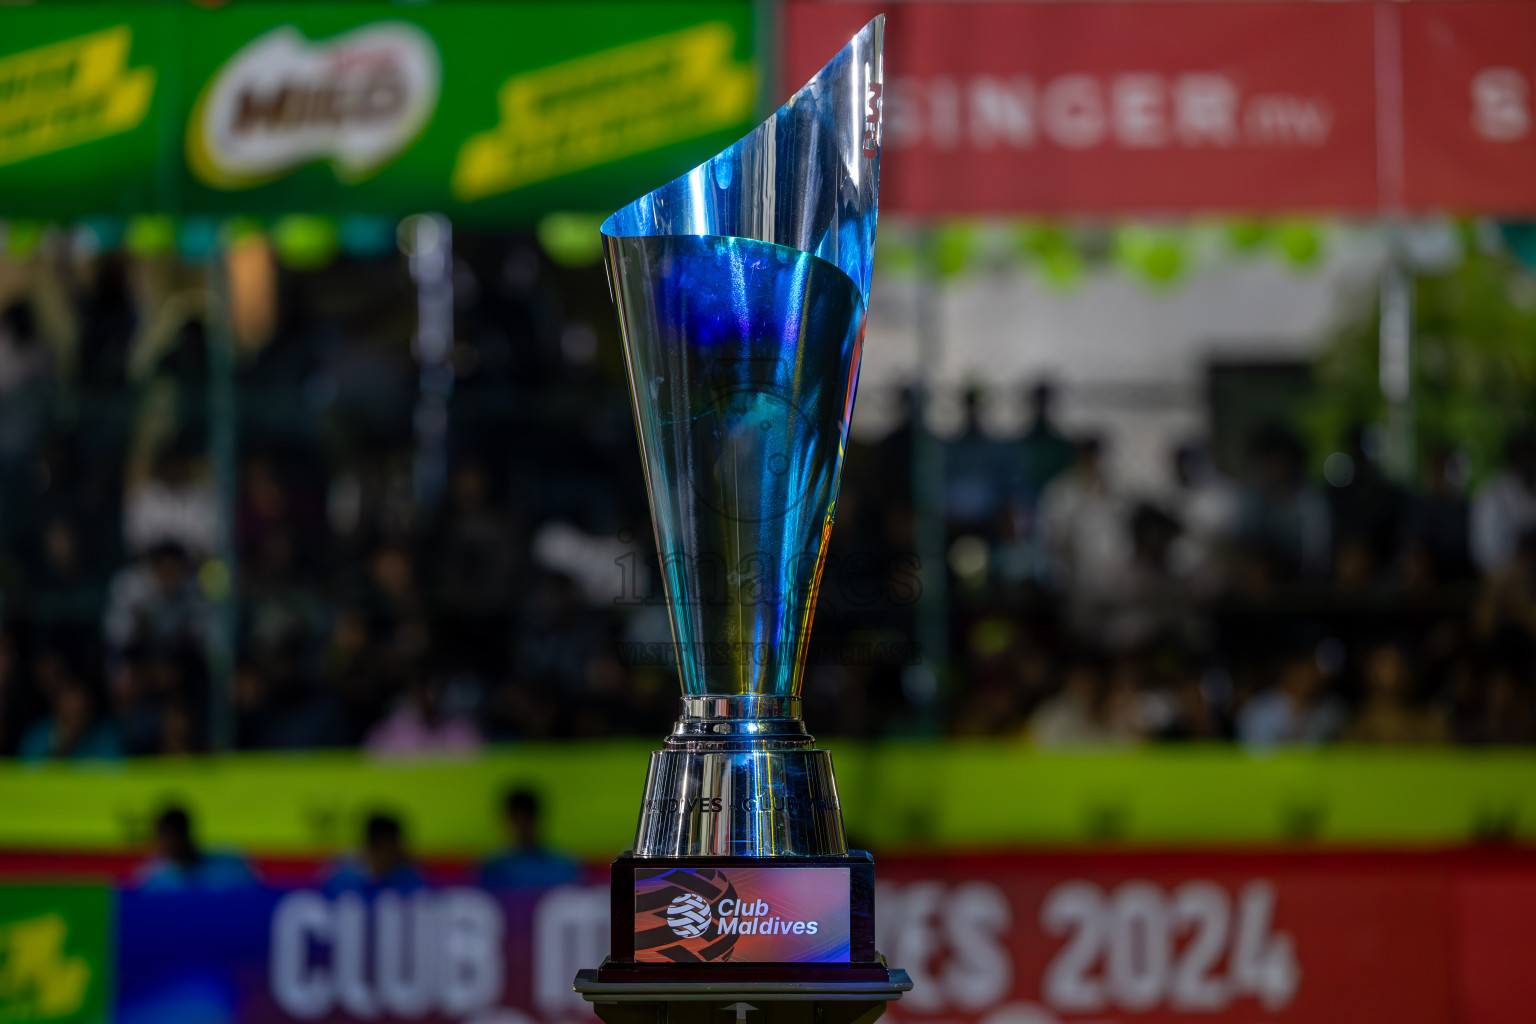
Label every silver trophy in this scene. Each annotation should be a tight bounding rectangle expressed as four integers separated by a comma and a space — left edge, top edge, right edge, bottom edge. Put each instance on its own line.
579, 18, 907, 1004
603, 16, 884, 865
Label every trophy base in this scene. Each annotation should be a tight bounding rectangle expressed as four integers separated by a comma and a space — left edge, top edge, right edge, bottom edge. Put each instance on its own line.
592, 702, 901, 999
602, 851, 888, 976
633, 696, 846, 858
575, 963, 913, 1024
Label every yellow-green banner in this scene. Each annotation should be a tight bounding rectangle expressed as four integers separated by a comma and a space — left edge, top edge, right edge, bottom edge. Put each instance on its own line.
2, 744, 1534, 858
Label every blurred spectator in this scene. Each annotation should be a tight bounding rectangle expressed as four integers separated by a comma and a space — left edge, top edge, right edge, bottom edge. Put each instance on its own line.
237, 657, 345, 751
237, 455, 299, 581
1014, 380, 1075, 505
1453, 661, 1536, 745
1237, 653, 1347, 747
478, 788, 580, 888
323, 813, 426, 895
359, 545, 429, 681
953, 621, 1022, 736
1471, 429, 1536, 573
76, 252, 136, 395
18, 674, 123, 760
1473, 530, 1536, 645
1327, 426, 1408, 581
134, 805, 256, 891
1040, 437, 1128, 593
1343, 643, 1448, 744
159, 699, 201, 756
317, 606, 381, 740
33, 516, 87, 591
1166, 441, 1238, 585
1235, 425, 1330, 585
365, 678, 483, 758
1095, 503, 1196, 651
1156, 671, 1228, 740
1028, 659, 1146, 747
0, 301, 52, 479
112, 647, 164, 755
530, 520, 633, 607
514, 572, 611, 702
104, 542, 206, 658
431, 460, 521, 609
123, 447, 219, 559
17, 441, 118, 588
945, 386, 1008, 537
1407, 446, 1473, 583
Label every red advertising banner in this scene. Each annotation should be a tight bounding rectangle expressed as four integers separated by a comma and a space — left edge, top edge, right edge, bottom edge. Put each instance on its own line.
874, 851, 1465, 1024
786, 1, 1381, 216
1453, 869, 1536, 1024
785, 0, 1536, 216
5, 847, 1536, 1023
1400, 1, 1536, 213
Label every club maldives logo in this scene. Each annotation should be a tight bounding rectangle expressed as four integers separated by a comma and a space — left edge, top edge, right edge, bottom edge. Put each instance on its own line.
665, 893, 712, 938
638, 867, 847, 963
666, 892, 824, 941
186, 21, 440, 190
712, 897, 822, 937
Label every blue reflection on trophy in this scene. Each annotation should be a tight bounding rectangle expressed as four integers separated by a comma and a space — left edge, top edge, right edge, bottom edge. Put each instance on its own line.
602, 16, 884, 861
604, 19, 882, 702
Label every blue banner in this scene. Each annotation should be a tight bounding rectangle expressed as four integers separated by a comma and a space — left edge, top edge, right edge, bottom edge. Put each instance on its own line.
115, 884, 609, 1024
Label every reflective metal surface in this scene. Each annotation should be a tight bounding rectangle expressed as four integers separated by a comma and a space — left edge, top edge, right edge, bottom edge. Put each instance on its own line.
606, 235, 864, 696
633, 697, 846, 858
602, 15, 883, 301
603, 19, 884, 857
604, 17, 884, 699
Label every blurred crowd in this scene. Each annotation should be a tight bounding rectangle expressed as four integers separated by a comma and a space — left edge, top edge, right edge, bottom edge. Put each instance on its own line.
136, 787, 577, 892
929, 386, 1536, 748
0, 234, 1533, 759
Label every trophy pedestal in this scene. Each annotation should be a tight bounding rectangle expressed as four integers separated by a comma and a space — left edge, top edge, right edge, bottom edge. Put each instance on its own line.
590, 703, 902, 979
575, 967, 913, 1024
582, 851, 909, 1021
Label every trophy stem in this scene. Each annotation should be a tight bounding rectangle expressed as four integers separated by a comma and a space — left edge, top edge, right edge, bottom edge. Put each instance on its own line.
633, 696, 846, 858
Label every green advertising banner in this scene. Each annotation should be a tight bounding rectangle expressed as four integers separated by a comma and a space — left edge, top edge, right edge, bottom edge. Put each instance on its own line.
0, 886, 111, 1024
0, 10, 176, 218
0, 2, 758, 223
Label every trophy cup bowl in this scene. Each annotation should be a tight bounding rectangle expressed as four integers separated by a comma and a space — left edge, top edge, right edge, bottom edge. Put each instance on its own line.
579, 16, 907, 997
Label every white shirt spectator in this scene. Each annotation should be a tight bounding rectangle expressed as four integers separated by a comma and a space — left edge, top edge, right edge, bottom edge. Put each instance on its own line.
104, 555, 206, 654
1040, 468, 1128, 594
124, 479, 219, 558
1471, 470, 1536, 573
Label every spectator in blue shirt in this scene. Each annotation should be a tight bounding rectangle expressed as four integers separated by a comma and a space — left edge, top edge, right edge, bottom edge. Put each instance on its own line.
322, 812, 426, 895
1237, 654, 1347, 748
19, 675, 123, 761
135, 805, 257, 891
478, 788, 579, 889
